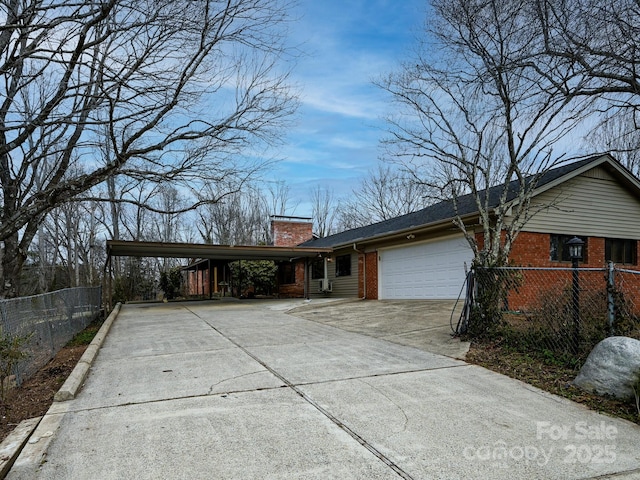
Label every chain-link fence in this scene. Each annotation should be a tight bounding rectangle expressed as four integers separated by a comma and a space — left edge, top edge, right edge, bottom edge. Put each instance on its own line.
0, 287, 102, 385
456, 264, 640, 363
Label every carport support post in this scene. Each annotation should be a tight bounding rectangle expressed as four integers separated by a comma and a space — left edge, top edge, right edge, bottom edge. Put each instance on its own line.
208, 259, 212, 299
102, 254, 113, 312
304, 258, 308, 299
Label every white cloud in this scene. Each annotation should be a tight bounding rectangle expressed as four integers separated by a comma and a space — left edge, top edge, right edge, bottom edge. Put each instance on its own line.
328, 136, 370, 150
263, 0, 426, 210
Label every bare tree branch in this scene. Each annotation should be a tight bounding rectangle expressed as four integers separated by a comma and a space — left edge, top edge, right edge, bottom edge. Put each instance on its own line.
0, 0, 298, 296
380, 0, 590, 267
310, 185, 337, 238
337, 164, 434, 230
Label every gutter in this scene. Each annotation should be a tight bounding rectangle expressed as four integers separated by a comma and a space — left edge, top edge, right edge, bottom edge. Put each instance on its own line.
329, 213, 481, 251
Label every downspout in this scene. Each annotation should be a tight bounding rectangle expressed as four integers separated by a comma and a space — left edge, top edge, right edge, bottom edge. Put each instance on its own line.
353, 243, 366, 299
323, 257, 329, 292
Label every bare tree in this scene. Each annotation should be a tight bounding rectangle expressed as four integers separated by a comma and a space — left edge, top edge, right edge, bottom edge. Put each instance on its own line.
266, 180, 298, 218
337, 164, 434, 230
196, 183, 270, 245
588, 114, 640, 176
532, 0, 640, 173
0, 0, 297, 297
533, 0, 640, 110
149, 185, 186, 243
146, 184, 189, 270
76, 201, 102, 287
310, 186, 337, 238
29, 199, 103, 293
380, 0, 592, 267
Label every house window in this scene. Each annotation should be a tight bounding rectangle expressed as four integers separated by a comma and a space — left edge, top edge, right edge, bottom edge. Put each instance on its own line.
605, 238, 637, 265
311, 258, 324, 280
550, 234, 588, 262
279, 263, 296, 284
335, 254, 351, 277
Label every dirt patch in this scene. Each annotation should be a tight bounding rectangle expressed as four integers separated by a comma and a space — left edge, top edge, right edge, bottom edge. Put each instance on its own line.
0, 344, 88, 443
466, 341, 640, 425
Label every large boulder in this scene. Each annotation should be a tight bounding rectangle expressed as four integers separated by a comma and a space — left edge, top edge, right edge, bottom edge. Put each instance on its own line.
574, 336, 640, 401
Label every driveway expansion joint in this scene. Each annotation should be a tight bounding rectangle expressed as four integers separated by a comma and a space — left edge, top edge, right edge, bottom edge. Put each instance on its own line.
289, 363, 472, 388
53, 384, 290, 414
195, 309, 417, 480
584, 467, 640, 479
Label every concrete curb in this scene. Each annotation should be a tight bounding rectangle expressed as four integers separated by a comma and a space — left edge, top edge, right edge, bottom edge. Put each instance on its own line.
53, 303, 122, 402
0, 304, 122, 479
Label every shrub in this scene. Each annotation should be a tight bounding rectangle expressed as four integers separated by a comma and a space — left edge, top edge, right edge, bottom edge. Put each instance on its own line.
0, 329, 32, 402
159, 267, 183, 300
468, 267, 522, 338
229, 260, 277, 297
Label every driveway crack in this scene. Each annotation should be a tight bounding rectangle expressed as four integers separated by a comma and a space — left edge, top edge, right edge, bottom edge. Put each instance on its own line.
206, 370, 265, 395
358, 379, 409, 435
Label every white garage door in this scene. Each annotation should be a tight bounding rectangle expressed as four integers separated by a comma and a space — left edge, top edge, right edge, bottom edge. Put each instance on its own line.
379, 235, 472, 299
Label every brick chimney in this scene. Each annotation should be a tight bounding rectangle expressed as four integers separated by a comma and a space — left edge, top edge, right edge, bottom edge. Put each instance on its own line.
271, 216, 314, 247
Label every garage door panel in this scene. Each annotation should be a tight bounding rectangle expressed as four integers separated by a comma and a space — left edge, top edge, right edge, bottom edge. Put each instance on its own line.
379, 236, 472, 299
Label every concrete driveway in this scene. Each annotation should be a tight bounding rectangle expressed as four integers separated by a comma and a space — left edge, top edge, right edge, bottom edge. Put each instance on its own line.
288, 299, 469, 359
8, 299, 640, 479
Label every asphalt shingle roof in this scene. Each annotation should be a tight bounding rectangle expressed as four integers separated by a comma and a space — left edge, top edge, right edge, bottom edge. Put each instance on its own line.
301, 156, 600, 249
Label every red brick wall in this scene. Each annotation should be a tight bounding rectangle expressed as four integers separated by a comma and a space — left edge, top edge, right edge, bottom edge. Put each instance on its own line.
271, 219, 314, 247
187, 270, 211, 296
474, 231, 640, 270
480, 231, 640, 311
187, 270, 197, 295
509, 232, 608, 268
363, 251, 378, 299
270, 219, 312, 296
357, 254, 377, 298
278, 262, 306, 297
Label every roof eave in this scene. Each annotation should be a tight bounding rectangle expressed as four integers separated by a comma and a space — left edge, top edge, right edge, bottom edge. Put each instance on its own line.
106, 240, 332, 261
328, 212, 481, 250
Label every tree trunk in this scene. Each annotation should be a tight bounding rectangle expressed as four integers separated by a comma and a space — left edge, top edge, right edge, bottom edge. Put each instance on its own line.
0, 233, 27, 298
37, 224, 49, 293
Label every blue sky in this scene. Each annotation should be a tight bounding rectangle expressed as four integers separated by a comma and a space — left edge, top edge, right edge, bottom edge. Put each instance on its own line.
270, 0, 428, 216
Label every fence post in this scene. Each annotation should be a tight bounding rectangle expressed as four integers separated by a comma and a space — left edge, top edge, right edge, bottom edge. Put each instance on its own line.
607, 261, 615, 336
571, 261, 580, 353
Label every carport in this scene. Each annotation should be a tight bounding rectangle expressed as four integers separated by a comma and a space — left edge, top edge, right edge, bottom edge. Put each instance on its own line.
104, 240, 332, 306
